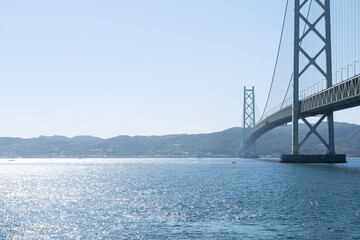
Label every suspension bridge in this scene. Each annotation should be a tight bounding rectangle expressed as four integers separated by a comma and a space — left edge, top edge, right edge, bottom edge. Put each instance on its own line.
240, 0, 360, 163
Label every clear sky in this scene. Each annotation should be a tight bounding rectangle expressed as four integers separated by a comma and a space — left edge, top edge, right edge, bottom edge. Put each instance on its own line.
0, 0, 358, 138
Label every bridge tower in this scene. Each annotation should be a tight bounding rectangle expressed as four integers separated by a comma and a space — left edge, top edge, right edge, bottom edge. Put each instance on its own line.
242, 86, 256, 157
282, 0, 346, 163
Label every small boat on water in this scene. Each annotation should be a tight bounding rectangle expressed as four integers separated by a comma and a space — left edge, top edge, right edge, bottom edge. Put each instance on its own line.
8, 159, 15, 162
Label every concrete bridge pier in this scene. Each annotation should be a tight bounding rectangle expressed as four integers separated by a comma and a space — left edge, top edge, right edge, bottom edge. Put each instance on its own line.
280, 154, 346, 163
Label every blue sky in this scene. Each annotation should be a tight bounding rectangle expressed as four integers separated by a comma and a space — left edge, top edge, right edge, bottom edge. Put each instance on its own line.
0, 0, 357, 138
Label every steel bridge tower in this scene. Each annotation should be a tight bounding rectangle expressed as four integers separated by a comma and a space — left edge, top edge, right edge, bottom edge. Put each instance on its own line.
242, 86, 256, 157
282, 0, 345, 162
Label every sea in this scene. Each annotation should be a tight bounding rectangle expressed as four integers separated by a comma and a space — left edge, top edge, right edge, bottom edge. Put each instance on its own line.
0, 157, 360, 239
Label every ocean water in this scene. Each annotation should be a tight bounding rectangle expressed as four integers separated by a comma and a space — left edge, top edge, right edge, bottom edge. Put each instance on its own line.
0, 158, 360, 239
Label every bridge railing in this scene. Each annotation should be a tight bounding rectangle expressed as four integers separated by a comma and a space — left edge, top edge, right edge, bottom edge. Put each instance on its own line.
300, 70, 360, 101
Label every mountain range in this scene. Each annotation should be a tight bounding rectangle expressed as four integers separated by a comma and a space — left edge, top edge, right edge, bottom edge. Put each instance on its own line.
0, 122, 359, 158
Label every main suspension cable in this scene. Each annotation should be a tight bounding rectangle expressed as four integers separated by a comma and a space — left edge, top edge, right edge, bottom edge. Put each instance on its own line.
259, 0, 289, 122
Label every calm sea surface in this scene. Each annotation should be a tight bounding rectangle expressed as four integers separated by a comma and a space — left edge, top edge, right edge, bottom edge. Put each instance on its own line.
1, 158, 360, 239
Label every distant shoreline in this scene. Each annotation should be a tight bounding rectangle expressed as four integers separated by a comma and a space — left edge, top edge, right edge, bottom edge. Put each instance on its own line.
0, 122, 359, 157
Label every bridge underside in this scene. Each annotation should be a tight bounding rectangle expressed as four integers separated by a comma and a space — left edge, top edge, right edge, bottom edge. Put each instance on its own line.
245, 106, 292, 146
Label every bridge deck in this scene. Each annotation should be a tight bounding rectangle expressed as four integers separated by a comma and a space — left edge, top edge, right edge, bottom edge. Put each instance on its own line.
245, 74, 360, 145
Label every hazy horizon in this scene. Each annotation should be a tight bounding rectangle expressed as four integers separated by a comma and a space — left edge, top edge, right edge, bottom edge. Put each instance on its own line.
0, 120, 354, 139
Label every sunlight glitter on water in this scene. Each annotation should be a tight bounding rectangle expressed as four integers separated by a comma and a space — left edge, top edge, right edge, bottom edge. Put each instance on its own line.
0, 158, 360, 239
